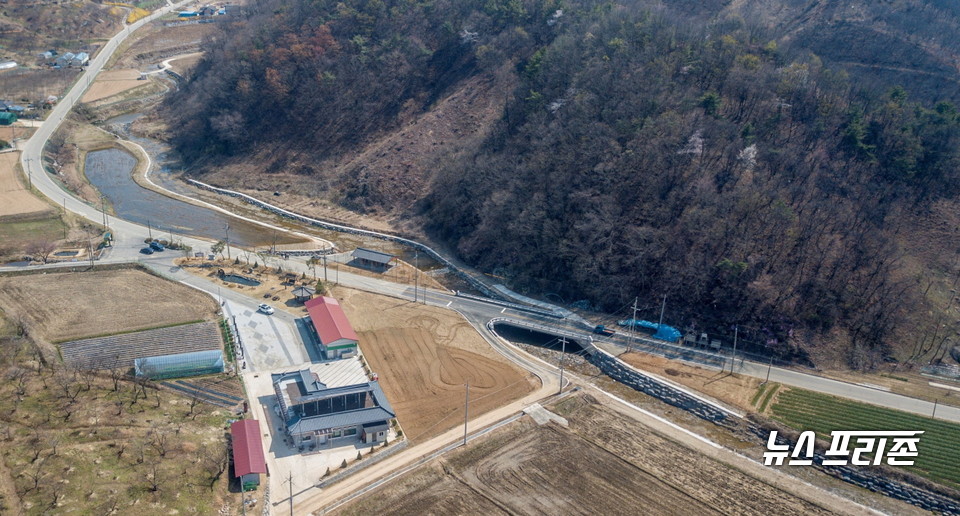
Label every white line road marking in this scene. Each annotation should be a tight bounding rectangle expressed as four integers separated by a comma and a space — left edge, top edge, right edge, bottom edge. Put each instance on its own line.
501, 307, 507, 313
446, 301, 452, 307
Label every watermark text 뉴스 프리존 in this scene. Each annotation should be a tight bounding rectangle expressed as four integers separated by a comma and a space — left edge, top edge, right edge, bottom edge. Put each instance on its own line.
763, 430, 922, 467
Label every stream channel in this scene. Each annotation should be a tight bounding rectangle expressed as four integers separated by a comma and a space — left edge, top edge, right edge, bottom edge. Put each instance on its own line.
83, 113, 302, 248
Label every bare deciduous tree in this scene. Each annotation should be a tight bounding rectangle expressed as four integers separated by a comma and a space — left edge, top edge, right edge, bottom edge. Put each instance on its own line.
25, 240, 57, 264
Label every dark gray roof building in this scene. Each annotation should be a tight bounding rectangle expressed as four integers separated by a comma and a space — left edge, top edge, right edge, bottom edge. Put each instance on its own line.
351, 248, 397, 267
272, 369, 395, 448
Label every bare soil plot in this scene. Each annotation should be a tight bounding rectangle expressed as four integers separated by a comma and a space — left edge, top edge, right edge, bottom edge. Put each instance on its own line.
0, 267, 219, 343
0, 152, 55, 219
337, 394, 835, 516
81, 68, 146, 103
336, 288, 538, 442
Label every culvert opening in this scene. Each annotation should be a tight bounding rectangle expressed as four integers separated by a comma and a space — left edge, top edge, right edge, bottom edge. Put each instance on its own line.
492, 322, 585, 354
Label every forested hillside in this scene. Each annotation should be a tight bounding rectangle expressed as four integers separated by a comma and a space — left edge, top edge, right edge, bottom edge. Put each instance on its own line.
166, 0, 960, 368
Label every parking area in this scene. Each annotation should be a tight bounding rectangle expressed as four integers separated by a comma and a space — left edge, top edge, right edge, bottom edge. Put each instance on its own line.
224, 300, 312, 371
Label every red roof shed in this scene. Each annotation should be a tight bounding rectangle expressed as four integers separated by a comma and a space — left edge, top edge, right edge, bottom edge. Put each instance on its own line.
304, 296, 359, 347
231, 419, 267, 477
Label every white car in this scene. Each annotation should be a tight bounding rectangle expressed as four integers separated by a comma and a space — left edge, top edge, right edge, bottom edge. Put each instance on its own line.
258, 303, 275, 315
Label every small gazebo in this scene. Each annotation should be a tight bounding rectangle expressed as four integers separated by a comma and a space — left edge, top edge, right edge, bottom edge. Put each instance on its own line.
292, 285, 315, 302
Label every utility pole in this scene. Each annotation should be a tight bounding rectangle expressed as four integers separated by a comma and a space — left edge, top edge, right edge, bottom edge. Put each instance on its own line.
322, 255, 328, 283
763, 354, 773, 385
147, 220, 153, 240
100, 195, 107, 230
414, 250, 419, 303
463, 383, 470, 446
933, 399, 939, 419
730, 325, 739, 374
62, 197, 67, 239
658, 294, 667, 328
558, 337, 566, 395
24, 157, 32, 189
630, 297, 639, 350
224, 223, 231, 259
288, 470, 293, 516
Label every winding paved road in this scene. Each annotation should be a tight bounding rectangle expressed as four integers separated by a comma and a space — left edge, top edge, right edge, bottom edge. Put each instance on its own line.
3, 7, 960, 513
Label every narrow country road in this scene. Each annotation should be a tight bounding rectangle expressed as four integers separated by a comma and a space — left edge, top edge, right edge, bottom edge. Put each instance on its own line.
2, 6, 959, 514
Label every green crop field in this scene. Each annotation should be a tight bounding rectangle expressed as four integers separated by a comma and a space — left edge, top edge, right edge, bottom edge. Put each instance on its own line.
771, 389, 960, 489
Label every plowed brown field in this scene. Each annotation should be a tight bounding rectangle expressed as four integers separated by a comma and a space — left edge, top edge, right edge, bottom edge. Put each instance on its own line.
336, 394, 839, 515
336, 288, 538, 442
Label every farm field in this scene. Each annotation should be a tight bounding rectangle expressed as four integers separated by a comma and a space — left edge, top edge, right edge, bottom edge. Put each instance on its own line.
0, 152, 54, 218
337, 394, 838, 516
336, 288, 538, 442
0, 267, 219, 343
81, 69, 147, 103
771, 388, 960, 490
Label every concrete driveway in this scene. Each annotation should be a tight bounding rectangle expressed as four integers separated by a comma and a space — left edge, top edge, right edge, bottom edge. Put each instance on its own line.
225, 301, 312, 371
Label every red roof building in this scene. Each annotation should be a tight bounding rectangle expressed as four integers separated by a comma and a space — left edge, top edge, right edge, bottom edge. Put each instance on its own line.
231, 419, 266, 488
305, 296, 359, 359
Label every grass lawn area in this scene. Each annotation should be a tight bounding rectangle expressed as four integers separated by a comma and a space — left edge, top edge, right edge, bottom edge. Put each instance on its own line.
771, 388, 960, 490
0, 215, 66, 254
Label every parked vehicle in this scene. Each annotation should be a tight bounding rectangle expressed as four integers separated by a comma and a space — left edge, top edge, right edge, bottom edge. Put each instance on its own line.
149, 241, 165, 251
140, 247, 154, 255
258, 303, 275, 315
593, 325, 616, 336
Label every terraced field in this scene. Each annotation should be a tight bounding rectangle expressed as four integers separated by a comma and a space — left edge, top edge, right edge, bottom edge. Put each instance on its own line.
771, 388, 960, 489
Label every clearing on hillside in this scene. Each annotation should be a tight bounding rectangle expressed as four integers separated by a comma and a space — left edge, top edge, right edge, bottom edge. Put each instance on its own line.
335, 394, 837, 516
0, 267, 219, 343
0, 152, 54, 218
336, 288, 538, 442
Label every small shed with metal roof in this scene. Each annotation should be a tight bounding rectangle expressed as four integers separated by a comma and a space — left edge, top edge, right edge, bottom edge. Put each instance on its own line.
230, 419, 267, 490
350, 248, 397, 271
304, 296, 358, 359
